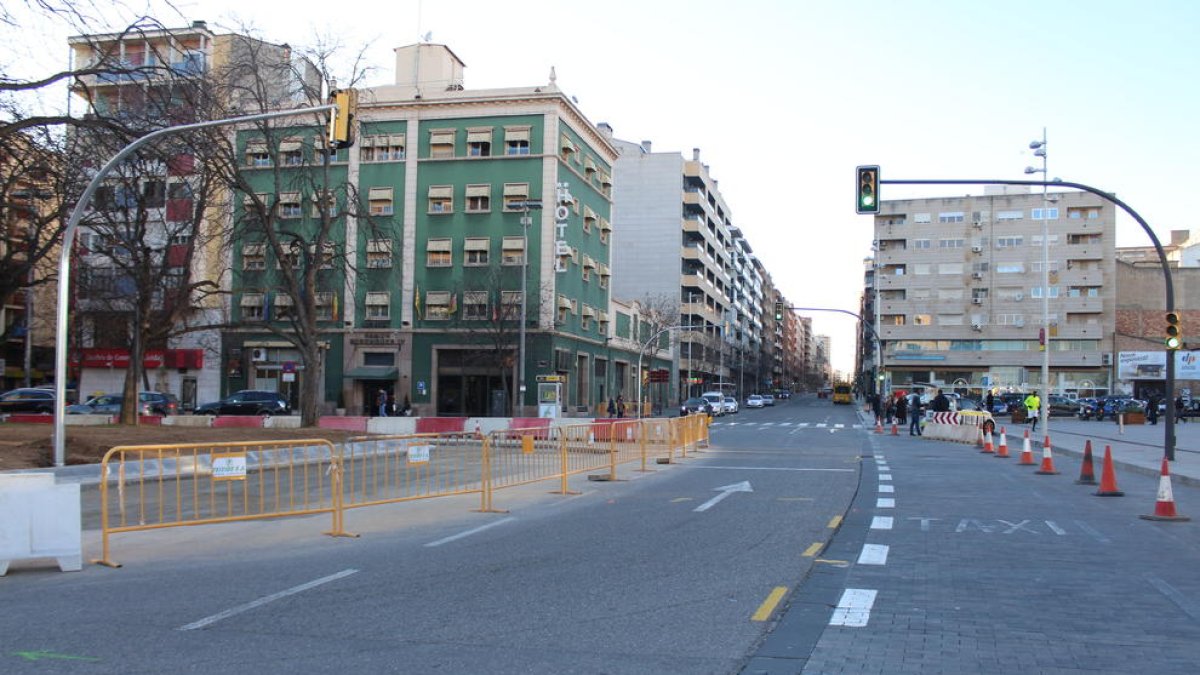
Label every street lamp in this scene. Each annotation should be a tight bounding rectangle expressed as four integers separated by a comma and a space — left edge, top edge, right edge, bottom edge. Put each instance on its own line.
1025, 129, 1050, 436
514, 199, 543, 416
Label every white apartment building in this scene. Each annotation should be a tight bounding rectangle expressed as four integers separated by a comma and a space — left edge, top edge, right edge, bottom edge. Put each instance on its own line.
866, 186, 1116, 396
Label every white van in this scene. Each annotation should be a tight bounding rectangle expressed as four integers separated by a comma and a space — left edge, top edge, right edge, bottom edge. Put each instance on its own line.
701, 392, 725, 416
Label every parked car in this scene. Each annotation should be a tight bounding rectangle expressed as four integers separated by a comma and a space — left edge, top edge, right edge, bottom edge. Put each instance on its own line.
680, 397, 715, 417
0, 387, 57, 414
195, 390, 290, 416
998, 392, 1026, 414
1046, 395, 1080, 417
722, 396, 739, 414
745, 394, 765, 408
66, 391, 176, 416
1080, 395, 1131, 421
777, 390, 792, 400
956, 397, 985, 412
761, 394, 776, 406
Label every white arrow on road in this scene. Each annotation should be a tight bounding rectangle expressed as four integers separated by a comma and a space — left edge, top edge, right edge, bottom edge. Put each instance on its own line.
693, 481, 754, 512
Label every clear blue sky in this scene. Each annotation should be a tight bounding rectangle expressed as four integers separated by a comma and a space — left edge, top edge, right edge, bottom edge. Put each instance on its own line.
6, 0, 1198, 373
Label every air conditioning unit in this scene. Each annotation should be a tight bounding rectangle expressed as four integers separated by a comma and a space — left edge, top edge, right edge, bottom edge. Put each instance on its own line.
250, 347, 268, 362
971, 324, 984, 331
971, 245, 983, 253
1102, 353, 1113, 366
972, 220, 983, 228
1014, 319, 1025, 327
971, 272, 984, 280
1014, 293, 1024, 301
972, 298, 983, 305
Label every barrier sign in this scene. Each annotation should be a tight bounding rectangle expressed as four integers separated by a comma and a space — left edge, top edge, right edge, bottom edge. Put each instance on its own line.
407, 444, 431, 464
212, 453, 247, 481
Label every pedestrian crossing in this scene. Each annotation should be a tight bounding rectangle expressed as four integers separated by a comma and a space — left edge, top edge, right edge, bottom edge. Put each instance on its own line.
710, 421, 864, 429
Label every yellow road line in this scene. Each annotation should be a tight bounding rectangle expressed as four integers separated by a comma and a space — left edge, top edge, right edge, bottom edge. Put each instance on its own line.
752, 586, 789, 622
827, 515, 843, 529
802, 542, 822, 557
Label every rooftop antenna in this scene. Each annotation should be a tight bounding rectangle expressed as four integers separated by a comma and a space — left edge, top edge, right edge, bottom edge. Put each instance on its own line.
422, 31, 433, 42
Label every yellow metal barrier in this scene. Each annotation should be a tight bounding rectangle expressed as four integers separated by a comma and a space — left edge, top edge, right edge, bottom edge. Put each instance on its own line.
95, 439, 346, 567
342, 431, 491, 511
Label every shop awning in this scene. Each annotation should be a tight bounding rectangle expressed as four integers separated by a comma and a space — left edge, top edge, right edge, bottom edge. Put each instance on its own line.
342, 366, 398, 380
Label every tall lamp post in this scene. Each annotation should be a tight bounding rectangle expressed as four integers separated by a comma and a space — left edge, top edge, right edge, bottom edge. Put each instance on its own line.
1025, 129, 1050, 437
515, 200, 543, 416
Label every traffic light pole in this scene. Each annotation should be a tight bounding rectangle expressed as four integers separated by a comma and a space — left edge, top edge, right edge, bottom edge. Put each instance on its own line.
881, 178, 1176, 461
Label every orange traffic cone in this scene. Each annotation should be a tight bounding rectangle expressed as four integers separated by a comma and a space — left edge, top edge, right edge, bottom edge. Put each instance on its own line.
475, 421, 484, 440
1019, 430, 1035, 465
875, 418, 883, 434
1035, 436, 1059, 475
1139, 458, 1190, 521
981, 430, 995, 454
891, 420, 899, 436
1075, 440, 1097, 485
1094, 445, 1124, 497
995, 427, 1010, 458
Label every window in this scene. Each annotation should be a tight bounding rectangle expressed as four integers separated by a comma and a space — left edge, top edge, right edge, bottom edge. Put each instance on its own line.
598, 218, 611, 244
937, 288, 963, 300
278, 192, 302, 219
912, 239, 931, 249
242, 244, 266, 270
994, 313, 1025, 326
1030, 234, 1060, 246
311, 242, 336, 270
502, 291, 522, 320
971, 262, 990, 273
143, 180, 165, 208
240, 293, 264, 320
599, 172, 613, 197
464, 237, 490, 266
997, 263, 1025, 274
1030, 260, 1061, 273
938, 263, 963, 275
1030, 286, 1061, 299
938, 212, 965, 223
466, 127, 492, 157
368, 187, 394, 216
582, 255, 596, 282
598, 263, 610, 289
311, 191, 337, 218
996, 235, 1023, 248
245, 140, 270, 167
560, 134, 577, 161
365, 292, 390, 320
502, 237, 525, 266
503, 183, 530, 211
557, 295, 571, 324
315, 292, 334, 320
913, 213, 932, 224
937, 314, 964, 325
279, 138, 303, 166
582, 206, 597, 232
360, 134, 406, 162
909, 288, 930, 300
363, 352, 395, 367
913, 263, 932, 275
463, 291, 489, 320
426, 238, 452, 267
272, 293, 294, 321
996, 210, 1023, 221
430, 129, 455, 158
1068, 286, 1100, 298
912, 314, 932, 325
580, 305, 594, 330
504, 126, 531, 155
882, 314, 906, 325
465, 184, 491, 213
939, 238, 964, 248
425, 291, 452, 320
366, 239, 393, 268
971, 288, 988, 302
1031, 208, 1060, 220
428, 185, 453, 213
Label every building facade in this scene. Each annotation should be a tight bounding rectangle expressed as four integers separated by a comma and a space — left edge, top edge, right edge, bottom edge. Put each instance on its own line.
862, 186, 1116, 397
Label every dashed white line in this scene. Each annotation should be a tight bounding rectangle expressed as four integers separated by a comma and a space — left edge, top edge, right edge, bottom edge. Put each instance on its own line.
876, 498, 895, 508
870, 516, 894, 529
425, 517, 516, 547
879, 474, 893, 481
857, 544, 889, 565
829, 588, 878, 627
878, 484, 895, 493
835, 424, 845, 429
816, 423, 828, 428
178, 569, 358, 631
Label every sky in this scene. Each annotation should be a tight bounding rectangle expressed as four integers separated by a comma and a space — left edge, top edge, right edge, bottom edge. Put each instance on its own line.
5, 0, 1199, 374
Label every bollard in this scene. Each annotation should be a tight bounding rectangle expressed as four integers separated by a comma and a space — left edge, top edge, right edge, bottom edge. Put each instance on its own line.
1118, 412, 1125, 435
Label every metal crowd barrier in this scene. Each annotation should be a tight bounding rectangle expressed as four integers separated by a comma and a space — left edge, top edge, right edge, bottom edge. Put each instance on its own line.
92, 417, 713, 565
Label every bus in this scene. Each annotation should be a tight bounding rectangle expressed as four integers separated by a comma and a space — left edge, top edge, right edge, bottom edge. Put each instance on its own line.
832, 384, 853, 405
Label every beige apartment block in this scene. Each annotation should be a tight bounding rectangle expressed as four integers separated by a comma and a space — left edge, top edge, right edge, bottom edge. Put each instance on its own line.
868, 186, 1116, 396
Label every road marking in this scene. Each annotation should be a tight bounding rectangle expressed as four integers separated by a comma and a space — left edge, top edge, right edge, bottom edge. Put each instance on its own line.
779, 422, 792, 426
874, 454, 886, 458
878, 484, 895, 493
876, 498, 895, 508
752, 586, 790, 622
694, 481, 753, 512
798, 423, 810, 428
777, 497, 815, 501
815, 559, 849, 567
871, 516, 893, 529
853, 424, 864, 429
178, 569, 359, 631
692, 465, 855, 473
829, 588, 878, 627
1146, 575, 1200, 621
857, 544, 889, 565
802, 542, 823, 557
425, 517, 516, 547
13, 651, 99, 663
671, 497, 693, 503
1044, 520, 1067, 535
828, 515, 843, 528
835, 424, 845, 429
816, 423, 828, 428
1074, 519, 1111, 544
879, 474, 893, 481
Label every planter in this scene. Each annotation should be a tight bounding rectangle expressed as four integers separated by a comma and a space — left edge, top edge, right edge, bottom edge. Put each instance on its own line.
1121, 412, 1146, 425
335, 408, 346, 417
1011, 409, 1027, 424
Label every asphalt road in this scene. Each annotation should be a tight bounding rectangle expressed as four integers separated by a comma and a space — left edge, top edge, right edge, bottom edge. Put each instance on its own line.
2, 396, 867, 674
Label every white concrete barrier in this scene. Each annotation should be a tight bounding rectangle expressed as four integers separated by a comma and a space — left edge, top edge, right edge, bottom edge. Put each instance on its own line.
264, 415, 302, 429
0, 473, 82, 575
162, 415, 214, 427
64, 414, 114, 426
367, 417, 418, 435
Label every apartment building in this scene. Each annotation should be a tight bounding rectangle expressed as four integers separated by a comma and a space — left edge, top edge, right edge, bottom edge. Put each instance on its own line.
863, 186, 1116, 396
228, 44, 669, 417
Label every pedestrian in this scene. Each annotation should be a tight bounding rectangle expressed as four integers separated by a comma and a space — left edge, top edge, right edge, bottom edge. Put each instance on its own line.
932, 389, 950, 413
377, 388, 389, 417
908, 391, 923, 435
1147, 395, 1159, 425
1176, 395, 1188, 423
616, 394, 626, 418
607, 397, 617, 418
985, 391, 995, 413
400, 395, 412, 417
870, 393, 882, 424
1024, 392, 1041, 432
895, 392, 908, 427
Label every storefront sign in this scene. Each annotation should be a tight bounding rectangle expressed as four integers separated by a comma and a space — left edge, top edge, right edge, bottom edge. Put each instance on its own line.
75, 348, 204, 370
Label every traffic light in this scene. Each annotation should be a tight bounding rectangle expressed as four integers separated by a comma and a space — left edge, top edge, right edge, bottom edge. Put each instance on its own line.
774, 302, 785, 321
856, 165, 880, 214
327, 89, 358, 149
1166, 311, 1182, 350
